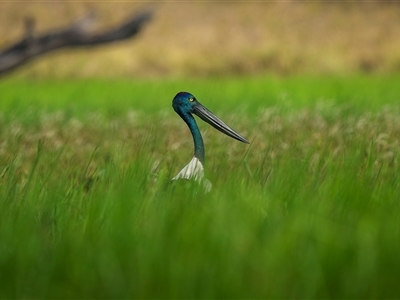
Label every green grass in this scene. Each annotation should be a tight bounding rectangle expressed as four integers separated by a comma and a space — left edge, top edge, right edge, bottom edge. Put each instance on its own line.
0, 74, 400, 298
2, 74, 400, 114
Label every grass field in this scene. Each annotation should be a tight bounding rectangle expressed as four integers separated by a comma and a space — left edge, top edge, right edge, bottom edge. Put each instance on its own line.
1, 75, 400, 298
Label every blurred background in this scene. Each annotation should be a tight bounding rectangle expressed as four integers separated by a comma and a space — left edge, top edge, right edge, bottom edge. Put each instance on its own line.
1, 1, 400, 79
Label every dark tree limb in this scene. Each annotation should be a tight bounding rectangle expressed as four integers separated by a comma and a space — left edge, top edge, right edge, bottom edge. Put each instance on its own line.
0, 9, 153, 76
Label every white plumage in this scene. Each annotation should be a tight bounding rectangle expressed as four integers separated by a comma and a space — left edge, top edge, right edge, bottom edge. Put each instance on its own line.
172, 156, 212, 192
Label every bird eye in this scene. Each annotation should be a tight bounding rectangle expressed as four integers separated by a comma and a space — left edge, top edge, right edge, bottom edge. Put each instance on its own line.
189, 97, 195, 102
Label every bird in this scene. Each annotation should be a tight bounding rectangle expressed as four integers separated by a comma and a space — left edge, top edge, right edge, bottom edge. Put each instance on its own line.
171, 92, 249, 189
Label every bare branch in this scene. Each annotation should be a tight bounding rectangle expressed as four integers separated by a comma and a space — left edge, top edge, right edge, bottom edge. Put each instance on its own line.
0, 9, 153, 76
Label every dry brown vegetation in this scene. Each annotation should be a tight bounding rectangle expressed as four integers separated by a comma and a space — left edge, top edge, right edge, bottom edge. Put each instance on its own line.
1, 2, 400, 78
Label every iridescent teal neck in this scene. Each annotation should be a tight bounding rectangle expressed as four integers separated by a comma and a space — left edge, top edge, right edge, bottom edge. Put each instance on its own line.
182, 113, 205, 164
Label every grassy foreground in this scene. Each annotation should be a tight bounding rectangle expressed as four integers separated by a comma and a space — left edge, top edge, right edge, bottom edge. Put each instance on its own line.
0, 75, 400, 298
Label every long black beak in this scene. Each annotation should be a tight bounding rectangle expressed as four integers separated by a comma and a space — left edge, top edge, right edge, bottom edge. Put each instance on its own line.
193, 102, 249, 144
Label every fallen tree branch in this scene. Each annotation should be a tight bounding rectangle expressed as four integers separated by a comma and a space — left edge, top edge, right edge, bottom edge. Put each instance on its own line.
0, 9, 153, 76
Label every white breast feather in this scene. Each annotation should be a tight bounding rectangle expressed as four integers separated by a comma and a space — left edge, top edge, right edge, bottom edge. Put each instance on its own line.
172, 156, 212, 192
172, 156, 204, 181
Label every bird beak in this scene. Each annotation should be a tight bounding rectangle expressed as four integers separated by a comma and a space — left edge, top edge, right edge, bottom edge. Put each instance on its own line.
193, 103, 249, 144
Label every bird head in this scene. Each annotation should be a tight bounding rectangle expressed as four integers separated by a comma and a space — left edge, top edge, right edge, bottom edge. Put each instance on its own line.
172, 91, 249, 144
172, 92, 198, 116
